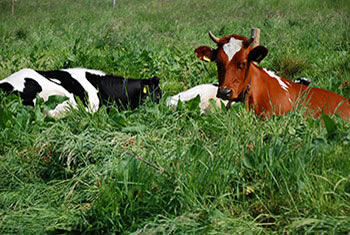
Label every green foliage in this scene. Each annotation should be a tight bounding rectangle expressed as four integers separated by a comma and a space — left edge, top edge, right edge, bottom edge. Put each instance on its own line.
271, 55, 310, 79
1, 0, 350, 234
322, 113, 337, 138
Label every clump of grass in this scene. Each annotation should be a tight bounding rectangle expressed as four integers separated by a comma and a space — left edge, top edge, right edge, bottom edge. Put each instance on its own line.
15, 29, 27, 40
271, 55, 310, 79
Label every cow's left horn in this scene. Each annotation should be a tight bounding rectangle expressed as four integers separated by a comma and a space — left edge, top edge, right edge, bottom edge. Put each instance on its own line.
244, 38, 254, 48
208, 31, 220, 44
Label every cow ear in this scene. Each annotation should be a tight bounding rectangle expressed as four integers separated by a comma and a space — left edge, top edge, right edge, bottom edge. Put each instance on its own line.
248, 46, 268, 63
194, 46, 216, 62
150, 76, 160, 86
143, 76, 160, 87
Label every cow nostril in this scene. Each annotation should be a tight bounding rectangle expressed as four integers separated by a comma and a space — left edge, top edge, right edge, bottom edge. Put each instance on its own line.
217, 88, 232, 100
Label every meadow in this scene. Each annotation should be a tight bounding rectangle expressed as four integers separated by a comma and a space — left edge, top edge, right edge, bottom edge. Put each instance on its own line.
0, 0, 350, 233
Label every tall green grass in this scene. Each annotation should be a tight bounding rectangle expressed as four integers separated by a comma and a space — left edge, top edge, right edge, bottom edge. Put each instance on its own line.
1, 0, 349, 233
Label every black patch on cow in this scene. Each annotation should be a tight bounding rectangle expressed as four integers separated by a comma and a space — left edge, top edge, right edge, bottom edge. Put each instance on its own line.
36, 70, 88, 106
0, 82, 15, 95
294, 78, 311, 86
85, 72, 161, 110
0, 78, 42, 106
85, 72, 125, 107
21, 78, 43, 106
125, 78, 148, 109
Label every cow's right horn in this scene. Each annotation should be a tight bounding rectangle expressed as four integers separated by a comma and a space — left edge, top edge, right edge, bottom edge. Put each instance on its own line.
208, 31, 220, 44
250, 28, 260, 48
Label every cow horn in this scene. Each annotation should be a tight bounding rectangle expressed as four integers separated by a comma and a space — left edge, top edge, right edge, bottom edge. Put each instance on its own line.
208, 31, 220, 44
250, 28, 260, 48
244, 38, 254, 48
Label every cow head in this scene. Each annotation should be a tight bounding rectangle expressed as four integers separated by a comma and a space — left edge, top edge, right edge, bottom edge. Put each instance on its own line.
195, 31, 268, 101
120, 76, 162, 109
141, 76, 162, 104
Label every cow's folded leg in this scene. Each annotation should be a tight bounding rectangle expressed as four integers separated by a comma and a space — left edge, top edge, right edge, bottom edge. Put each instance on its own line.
44, 100, 76, 118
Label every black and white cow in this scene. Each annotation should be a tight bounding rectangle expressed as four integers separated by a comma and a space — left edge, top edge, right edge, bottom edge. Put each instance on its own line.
166, 84, 229, 113
0, 68, 162, 117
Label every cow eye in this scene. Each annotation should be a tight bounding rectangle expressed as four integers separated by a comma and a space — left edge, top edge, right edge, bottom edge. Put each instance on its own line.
239, 61, 246, 69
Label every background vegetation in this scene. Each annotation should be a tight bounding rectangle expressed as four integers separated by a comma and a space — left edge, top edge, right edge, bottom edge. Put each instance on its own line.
0, 0, 349, 233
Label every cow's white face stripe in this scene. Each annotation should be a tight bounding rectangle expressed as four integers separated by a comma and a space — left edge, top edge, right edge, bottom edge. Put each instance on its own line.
263, 69, 289, 91
223, 37, 243, 62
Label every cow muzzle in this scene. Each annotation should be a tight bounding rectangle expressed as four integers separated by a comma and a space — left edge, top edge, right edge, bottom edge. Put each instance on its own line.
217, 88, 232, 100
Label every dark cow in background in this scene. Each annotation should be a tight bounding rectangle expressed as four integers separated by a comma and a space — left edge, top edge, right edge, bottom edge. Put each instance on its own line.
195, 31, 350, 119
0, 68, 161, 117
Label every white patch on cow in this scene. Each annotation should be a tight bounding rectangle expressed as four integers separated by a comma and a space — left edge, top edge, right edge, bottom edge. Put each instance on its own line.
263, 69, 289, 91
166, 84, 229, 113
1, 68, 106, 117
44, 100, 73, 118
50, 78, 62, 84
0, 68, 78, 117
223, 37, 243, 62
0, 68, 35, 92
62, 68, 105, 112
1, 68, 73, 100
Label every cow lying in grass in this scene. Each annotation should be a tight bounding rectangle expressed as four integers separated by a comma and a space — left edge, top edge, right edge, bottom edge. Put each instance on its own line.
0, 68, 162, 117
195, 31, 350, 119
166, 78, 311, 113
166, 84, 229, 113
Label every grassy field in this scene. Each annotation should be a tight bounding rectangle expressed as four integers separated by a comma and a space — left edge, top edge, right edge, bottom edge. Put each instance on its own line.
1, 0, 350, 233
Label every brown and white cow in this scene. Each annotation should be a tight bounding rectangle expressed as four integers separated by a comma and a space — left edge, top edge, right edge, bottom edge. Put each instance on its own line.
195, 32, 350, 119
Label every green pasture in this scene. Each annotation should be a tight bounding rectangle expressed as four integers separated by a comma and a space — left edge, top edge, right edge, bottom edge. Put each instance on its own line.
0, 0, 349, 233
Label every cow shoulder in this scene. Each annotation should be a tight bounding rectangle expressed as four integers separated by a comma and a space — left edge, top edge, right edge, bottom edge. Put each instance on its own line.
36, 69, 88, 106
